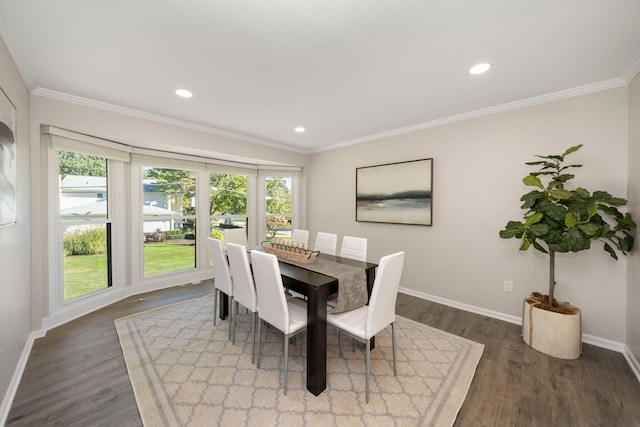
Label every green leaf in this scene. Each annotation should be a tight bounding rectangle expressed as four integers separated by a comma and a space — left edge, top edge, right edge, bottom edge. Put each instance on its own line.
545, 204, 567, 222
593, 191, 612, 200
548, 189, 573, 200
617, 213, 637, 231
519, 237, 531, 251
520, 190, 544, 209
619, 233, 634, 252
523, 175, 543, 189
574, 187, 590, 198
577, 223, 599, 236
560, 231, 591, 252
562, 144, 583, 157
606, 197, 628, 207
599, 204, 623, 219
532, 240, 548, 253
524, 212, 543, 226
603, 243, 619, 260
554, 174, 575, 183
528, 223, 550, 236
565, 213, 577, 227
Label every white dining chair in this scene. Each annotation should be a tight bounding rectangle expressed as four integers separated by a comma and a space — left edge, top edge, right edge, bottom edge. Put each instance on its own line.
226, 242, 259, 364
206, 237, 234, 340
224, 227, 248, 248
327, 251, 405, 403
291, 228, 309, 245
314, 231, 338, 256
251, 249, 308, 395
339, 235, 368, 261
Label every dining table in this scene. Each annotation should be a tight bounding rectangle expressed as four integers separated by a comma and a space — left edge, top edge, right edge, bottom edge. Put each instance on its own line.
219, 251, 378, 396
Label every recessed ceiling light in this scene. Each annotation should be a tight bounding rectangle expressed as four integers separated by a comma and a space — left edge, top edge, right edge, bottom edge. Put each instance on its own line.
175, 89, 193, 98
469, 63, 491, 75
295, 127, 306, 133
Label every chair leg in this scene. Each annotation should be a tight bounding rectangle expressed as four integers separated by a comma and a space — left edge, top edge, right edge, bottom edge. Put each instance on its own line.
284, 332, 289, 395
232, 301, 238, 344
213, 289, 218, 326
228, 296, 234, 341
365, 339, 371, 404
251, 312, 257, 364
392, 322, 397, 376
257, 318, 263, 368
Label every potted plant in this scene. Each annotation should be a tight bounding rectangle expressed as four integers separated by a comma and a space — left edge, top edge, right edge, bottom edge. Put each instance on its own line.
499, 144, 635, 359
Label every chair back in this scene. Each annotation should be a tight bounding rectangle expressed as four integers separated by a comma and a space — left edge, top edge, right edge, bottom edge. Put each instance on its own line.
366, 251, 405, 337
314, 232, 338, 255
339, 235, 368, 261
224, 227, 248, 248
251, 250, 290, 333
226, 242, 258, 312
207, 237, 233, 295
291, 229, 310, 245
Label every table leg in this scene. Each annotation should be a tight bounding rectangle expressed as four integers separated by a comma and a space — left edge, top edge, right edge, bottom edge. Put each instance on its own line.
366, 266, 376, 349
219, 292, 229, 320
305, 283, 330, 396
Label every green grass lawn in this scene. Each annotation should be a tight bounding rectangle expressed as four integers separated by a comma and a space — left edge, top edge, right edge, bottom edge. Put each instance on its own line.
64, 243, 195, 301
143, 243, 195, 276
64, 252, 109, 301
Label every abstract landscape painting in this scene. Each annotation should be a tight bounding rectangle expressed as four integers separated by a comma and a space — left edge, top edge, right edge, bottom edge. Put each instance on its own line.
356, 158, 432, 226
0, 87, 16, 227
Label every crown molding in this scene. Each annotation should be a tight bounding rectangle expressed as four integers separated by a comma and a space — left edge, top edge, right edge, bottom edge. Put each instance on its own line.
32, 87, 310, 154
622, 50, 640, 84
313, 78, 628, 153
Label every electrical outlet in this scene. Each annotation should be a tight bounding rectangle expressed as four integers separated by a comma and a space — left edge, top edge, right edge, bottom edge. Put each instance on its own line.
504, 280, 514, 292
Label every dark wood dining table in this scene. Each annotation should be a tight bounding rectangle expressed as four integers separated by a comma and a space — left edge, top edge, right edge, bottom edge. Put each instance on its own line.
220, 252, 378, 396
278, 253, 378, 396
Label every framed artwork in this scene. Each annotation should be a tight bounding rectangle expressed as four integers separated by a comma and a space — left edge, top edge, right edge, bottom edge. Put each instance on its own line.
356, 158, 433, 226
0, 86, 17, 227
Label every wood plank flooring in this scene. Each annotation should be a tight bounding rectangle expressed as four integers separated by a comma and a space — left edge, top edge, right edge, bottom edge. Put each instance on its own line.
7, 283, 640, 426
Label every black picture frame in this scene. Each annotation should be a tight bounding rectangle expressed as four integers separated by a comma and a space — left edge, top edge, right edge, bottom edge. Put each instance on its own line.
356, 158, 433, 226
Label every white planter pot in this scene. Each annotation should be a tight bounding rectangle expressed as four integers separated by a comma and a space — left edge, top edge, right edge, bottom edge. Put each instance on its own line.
522, 298, 582, 360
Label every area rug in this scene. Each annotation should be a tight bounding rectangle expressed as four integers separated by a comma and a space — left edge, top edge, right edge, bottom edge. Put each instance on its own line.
115, 294, 484, 427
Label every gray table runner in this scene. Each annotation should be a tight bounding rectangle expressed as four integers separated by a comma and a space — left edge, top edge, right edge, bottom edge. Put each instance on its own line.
279, 257, 368, 313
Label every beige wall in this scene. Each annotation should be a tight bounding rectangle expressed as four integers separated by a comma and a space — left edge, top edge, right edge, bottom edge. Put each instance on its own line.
628, 73, 640, 361
308, 87, 631, 343
0, 37, 31, 411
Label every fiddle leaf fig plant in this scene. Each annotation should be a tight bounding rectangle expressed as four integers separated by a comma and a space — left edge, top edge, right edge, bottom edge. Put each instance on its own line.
499, 144, 636, 309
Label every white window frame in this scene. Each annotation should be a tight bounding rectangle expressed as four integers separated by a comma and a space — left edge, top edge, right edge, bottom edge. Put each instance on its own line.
44, 128, 130, 316
257, 167, 302, 242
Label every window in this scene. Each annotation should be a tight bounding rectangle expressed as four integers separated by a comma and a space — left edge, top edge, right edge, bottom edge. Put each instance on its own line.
209, 173, 248, 241
265, 176, 293, 241
58, 151, 111, 301
142, 167, 197, 277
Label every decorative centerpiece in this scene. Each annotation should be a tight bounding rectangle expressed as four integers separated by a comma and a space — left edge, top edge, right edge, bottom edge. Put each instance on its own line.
262, 239, 319, 264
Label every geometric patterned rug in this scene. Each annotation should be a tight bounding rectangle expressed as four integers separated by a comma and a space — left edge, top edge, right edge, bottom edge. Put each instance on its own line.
115, 294, 484, 427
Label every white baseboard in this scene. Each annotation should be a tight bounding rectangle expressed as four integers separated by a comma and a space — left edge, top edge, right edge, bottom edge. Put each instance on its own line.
398, 287, 626, 354
399, 287, 522, 325
0, 332, 36, 426
623, 346, 640, 384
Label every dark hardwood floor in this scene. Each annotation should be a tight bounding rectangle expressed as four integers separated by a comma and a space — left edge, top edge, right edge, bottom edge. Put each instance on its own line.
7, 283, 640, 426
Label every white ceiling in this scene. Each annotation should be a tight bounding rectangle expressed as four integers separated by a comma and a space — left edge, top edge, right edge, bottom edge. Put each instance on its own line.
1, 0, 640, 154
